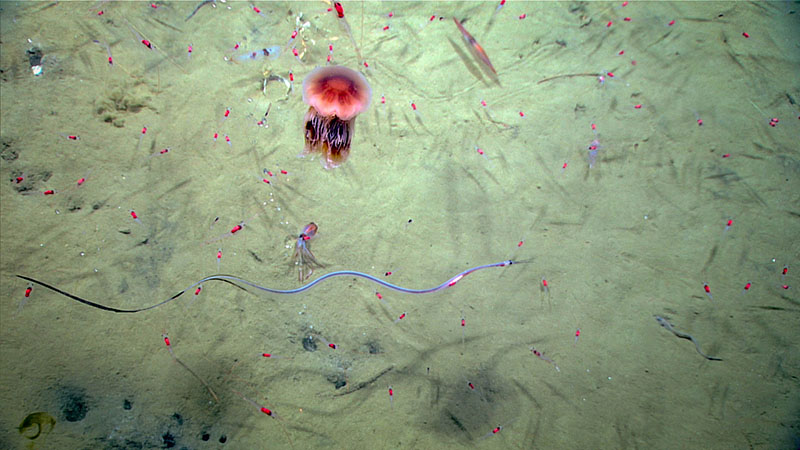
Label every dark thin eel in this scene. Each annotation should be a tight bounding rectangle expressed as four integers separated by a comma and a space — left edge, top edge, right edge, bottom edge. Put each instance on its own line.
15, 274, 246, 313
655, 315, 722, 361
333, 366, 394, 396
186, 0, 214, 21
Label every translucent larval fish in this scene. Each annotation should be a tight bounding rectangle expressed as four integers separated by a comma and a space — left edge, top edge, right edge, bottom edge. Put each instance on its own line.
236, 45, 281, 62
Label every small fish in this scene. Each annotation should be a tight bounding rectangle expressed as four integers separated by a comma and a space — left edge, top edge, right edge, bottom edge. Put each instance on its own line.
655, 315, 722, 361
453, 17, 497, 75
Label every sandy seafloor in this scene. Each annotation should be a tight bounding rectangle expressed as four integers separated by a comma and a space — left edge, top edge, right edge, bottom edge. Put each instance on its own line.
1, 1, 798, 449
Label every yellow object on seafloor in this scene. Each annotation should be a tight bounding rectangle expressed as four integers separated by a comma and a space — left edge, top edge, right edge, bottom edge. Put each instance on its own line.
18, 411, 56, 440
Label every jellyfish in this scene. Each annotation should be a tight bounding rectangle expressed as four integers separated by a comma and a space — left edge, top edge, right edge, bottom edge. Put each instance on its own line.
302, 66, 371, 168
